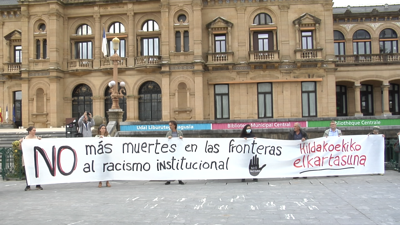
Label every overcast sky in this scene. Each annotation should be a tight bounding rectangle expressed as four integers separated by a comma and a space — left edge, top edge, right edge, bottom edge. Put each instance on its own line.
333, 0, 400, 7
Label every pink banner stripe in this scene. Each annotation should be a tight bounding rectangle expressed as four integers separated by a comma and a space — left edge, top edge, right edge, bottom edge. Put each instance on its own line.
212, 121, 307, 130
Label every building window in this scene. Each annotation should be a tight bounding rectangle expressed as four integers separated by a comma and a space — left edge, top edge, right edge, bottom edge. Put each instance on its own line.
379, 29, 398, 54
178, 14, 187, 23
389, 83, 400, 115
336, 85, 347, 116
139, 81, 162, 121
75, 41, 93, 59
353, 30, 371, 54
14, 46, 22, 63
109, 22, 125, 33
76, 24, 92, 35
108, 22, 126, 57
104, 85, 126, 122
302, 82, 317, 117
258, 83, 273, 118
36, 40, 40, 59
301, 31, 313, 49
141, 37, 159, 56
142, 20, 159, 32
184, 31, 189, 52
175, 31, 181, 52
72, 84, 93, 120
38, 23, 46, 32
43, 39, 47, 59
334, 30, 345, 55
14, 91, 22, 127
215, 84, 229, 119
360, 84, 374, 116
253, 32, 274, 51
215, 35, 226, 53
253, 13, 272, 25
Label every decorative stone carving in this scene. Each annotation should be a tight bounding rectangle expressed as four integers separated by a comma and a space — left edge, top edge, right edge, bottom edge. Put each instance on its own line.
340, 24, 356, 31
367, 23, 383, 30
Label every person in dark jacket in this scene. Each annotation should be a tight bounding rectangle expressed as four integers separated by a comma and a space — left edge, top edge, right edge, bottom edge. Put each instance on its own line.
240, 124, 256, 140
288, 122, 308, 142
240, 124, 257, 182
288, 122, 308, 179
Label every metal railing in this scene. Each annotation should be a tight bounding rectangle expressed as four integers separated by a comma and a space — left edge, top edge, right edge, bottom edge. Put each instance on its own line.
1, 147, 23, 181
336, 53, 400, 64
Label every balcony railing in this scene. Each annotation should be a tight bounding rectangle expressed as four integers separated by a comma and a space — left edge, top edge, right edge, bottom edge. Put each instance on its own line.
68, 59, 93, 70
336, 53, 400, 64
100, 57, 127, 67
295, 49, 323, 60
249, 50, 279, 62
207, 52, 234, 63
135, 56, 161, 66
4, 63, 21, 73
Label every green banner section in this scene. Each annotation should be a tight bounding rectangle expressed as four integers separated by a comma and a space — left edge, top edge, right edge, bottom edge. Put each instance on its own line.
308, 119, 400, 128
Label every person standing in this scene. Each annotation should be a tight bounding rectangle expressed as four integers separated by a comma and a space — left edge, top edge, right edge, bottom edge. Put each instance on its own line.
78, 111, 94, 137
165, 120, 184, 185
288, 123, 308, 179
323, 120, 342, 137
368, 126, 385, 137
19, 126, 43, 191
239, 124, 258, 182
288, 123, 308, 142
95, 124, 111, 188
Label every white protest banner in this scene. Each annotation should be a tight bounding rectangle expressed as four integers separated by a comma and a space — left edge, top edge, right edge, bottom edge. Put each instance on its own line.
22, 135, 384, 185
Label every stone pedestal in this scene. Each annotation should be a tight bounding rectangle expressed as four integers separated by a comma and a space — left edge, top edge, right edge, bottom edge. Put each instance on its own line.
107, 109, 124, 131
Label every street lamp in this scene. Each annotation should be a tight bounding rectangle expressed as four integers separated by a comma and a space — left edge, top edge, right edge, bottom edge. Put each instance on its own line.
108, 37, 126, 110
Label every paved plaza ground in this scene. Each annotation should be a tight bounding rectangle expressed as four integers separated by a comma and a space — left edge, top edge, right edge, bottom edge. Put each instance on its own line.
1, 171, 400, 225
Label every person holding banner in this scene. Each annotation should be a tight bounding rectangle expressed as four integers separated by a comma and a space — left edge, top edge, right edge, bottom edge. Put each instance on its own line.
288, 123, 308, 142
323, 120, 342, 137
95, 124, 111, 188
19, 126, 43, 191
240, 124, 258, 182
78, 111, 94, 137
368, 126, 385, 138
165, 120, 184, 185
240, 124, 256, 140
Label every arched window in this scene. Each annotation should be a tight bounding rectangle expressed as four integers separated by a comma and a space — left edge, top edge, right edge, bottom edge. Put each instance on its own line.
76, 24, 92, 35
334, 31, 345, 55
253, 13, 273, 25
379, 29, 398, 54
139, 81, 162, 121
108, 22, 126, 57
353, 30, 371, 55
142, 20, 159, 32
74, 24, 93, 59
109, 22, 125, 33
104, 84, 127, 122
72, 84, 93, 119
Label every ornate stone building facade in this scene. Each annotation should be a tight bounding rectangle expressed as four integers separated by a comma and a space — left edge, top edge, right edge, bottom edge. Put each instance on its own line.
0, 0, 398, 128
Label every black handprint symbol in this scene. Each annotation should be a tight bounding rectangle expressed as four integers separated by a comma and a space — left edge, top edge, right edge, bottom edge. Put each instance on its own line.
249, 154, 266, 176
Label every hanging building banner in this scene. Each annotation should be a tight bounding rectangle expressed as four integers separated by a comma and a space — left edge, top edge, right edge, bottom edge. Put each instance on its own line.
308, 119, 400, 128
22, 135, 384, 185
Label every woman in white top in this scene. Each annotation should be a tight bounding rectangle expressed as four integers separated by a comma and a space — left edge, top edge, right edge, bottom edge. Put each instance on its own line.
19, 126, 43, 191
95, 124, 111, 188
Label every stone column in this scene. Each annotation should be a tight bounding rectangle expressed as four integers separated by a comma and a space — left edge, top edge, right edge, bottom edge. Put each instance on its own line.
382, 83, 392, 116
126, 95, 137, 121
93, 14, 101, 69
354, 84, 363, 116
21, 78, 29, 127
236, 6, 246, 62
279, 4, 291, 61
192, 0, 203, 61
194, 71, 204, 120
127, 11, 135, 67
49, 75, 63, 126
162, 74, 170, 121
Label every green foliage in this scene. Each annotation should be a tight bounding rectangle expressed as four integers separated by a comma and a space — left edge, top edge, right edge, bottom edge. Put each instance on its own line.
12, 140, 22, 175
